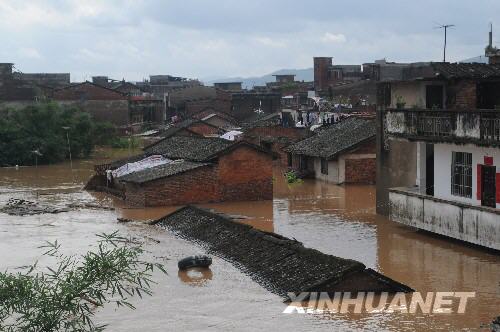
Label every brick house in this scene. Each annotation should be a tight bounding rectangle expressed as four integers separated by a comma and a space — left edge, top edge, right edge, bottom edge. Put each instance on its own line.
160, 118, 226, 138
242, 113, 310, 165
116, 136, 273, 206
52, 81, 130, 126
285, 117, 376, 184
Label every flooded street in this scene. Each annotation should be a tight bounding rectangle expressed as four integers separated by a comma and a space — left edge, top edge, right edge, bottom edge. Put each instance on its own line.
0, 149, 499, 331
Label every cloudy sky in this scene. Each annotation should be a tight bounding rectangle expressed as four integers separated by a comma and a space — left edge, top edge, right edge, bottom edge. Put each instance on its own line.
0, 0, 499, 82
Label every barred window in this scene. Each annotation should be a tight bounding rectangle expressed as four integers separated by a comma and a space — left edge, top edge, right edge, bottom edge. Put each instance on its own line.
451, 152, 472, 198
320, 158, 328, 175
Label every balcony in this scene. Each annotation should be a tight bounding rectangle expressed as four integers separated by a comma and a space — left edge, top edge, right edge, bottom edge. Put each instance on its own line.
383, 109, 500, 146
389, 187, 500, 250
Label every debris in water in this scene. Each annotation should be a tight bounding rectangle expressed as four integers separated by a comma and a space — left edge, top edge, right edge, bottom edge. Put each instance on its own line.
1, 198, 70, 216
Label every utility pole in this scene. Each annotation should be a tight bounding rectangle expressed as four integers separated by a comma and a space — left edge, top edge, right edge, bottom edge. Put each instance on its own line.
62, 127, 73, 171
436, 24, 455, 62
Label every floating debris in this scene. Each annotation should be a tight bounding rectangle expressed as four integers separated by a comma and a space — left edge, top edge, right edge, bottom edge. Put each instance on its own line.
67, 202, 115, 211
1, 198, 70, 216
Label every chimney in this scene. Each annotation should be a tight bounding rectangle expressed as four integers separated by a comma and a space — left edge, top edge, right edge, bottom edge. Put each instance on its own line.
489, 23, 493, 49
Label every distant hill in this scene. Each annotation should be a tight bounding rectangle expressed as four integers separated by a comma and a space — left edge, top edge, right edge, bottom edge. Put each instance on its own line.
203, 68, 313, 89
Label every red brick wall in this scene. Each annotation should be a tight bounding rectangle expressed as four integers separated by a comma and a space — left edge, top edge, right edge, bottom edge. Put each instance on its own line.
344, 158, 376, 184
450, 80, 477, 109
185, 99, 217, 116
217, 146, 273, 201
124, 165, 218, 207
123, 145, 273, 206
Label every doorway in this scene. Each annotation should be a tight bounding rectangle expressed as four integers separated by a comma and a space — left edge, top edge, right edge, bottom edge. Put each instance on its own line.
481, 165, 496, 208
426, 85, 444, 109
425, 144, 434, 196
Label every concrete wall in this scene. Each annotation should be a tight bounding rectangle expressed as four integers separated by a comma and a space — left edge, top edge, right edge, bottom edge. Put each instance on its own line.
389, 188, 500, 250
313, 158, 340, 183
434, 143, 500, 208
376, 108, 418, 214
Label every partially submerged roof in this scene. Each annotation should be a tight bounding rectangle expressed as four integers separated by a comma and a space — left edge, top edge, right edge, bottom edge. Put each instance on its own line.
402, 62, 500, 81
118, 160, 209, 184
143, 136, 235, 161
154, 206, 413, 297
285, 117, 375, 159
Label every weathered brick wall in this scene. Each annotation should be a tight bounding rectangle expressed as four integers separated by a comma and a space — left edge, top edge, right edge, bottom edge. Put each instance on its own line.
53, 83, 126, 101
187, 122, 221, 136
349, 139, 376, 154
217, 146, 273, 201
449, 80, 477, 109
56, 100, 130, 126
185, 98, 216, 116
344, 158, 376, 184
124, 165, 219, 207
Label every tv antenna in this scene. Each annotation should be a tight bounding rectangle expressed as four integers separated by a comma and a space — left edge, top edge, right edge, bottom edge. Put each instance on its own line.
435, 23, 455, 62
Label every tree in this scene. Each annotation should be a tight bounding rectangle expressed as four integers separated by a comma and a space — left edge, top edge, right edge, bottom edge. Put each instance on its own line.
0, 103, 118, 166
0, 231, 166, 332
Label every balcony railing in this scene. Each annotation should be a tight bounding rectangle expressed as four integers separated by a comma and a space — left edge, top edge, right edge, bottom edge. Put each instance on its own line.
383, 108, 500, 145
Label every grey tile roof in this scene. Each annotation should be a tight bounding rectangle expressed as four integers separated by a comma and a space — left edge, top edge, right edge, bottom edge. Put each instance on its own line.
285, 117, 375, 159
118, 160, 209, 184
403, 62, 500, 80
153, 206, 413, 297
159, 119, 201, 138
143, 136, 235, 161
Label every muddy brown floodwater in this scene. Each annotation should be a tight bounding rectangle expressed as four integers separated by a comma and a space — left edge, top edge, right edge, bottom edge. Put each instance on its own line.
0, 148, 499, 331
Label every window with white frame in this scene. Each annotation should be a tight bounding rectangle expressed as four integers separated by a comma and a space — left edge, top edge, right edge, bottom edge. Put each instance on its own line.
451, 152, 472, 198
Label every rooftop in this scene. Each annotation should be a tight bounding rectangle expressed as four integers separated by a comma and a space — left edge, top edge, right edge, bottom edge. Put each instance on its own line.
143, 136, 235, 161
285, 117, 376, 159
402, 62, 500, 81
118, 160, 209, 184
153, 206, 413, 297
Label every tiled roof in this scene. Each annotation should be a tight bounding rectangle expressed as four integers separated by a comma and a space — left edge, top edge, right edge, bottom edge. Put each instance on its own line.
153, 206, 413, 297
143, 136, 235, 161
118, 160, 209, 184
285, 117, 375, 159
403, 62, 500, 80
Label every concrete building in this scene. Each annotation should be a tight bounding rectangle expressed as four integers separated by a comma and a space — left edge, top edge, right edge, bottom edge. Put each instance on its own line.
286, 117, 376, 184
485, 24, 500, 65
377, 62, 500, 250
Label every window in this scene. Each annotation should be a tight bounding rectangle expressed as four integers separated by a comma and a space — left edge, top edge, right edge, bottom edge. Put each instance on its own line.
320, 158, 328, 175
451, 152, 472, 198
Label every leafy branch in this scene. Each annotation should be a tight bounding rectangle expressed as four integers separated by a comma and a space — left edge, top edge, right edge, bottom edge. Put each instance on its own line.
0, 231, 166, 332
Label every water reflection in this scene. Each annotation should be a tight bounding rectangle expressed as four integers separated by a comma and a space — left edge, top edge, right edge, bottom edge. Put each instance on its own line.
178, 267, 214, 286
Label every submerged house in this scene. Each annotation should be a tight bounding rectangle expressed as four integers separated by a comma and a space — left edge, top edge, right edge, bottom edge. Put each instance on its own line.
378, 62, 500, 250
285, 117, 376, 184
88, 136, 273, 206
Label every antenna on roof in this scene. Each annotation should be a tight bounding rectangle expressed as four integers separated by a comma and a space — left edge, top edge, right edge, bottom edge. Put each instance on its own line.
434, 23, 455, 62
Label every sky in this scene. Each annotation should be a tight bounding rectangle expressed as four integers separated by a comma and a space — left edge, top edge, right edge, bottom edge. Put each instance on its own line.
0, 0, 499, 82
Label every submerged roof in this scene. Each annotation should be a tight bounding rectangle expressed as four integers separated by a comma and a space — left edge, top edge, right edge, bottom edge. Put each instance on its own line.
154, 206, 413, 297
285, 117, 375, 159
118, 160, 209, 184
143, 136, 235, 161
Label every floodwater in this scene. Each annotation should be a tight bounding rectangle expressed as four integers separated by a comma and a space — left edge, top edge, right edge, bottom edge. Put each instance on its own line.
0, 148, 499, 331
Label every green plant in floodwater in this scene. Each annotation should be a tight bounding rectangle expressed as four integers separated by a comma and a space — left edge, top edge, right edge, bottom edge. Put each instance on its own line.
284, 171, 303, 184
0, 231, 166, 332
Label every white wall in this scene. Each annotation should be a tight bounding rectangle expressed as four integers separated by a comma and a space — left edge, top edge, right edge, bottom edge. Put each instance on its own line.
390, 189, 500, 250
313, 158, 339, 183
434, 143, 500, 208
390, 81, 446, 109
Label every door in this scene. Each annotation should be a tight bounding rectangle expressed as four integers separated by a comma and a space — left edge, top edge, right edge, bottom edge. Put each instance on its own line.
426, 144, 434, 196
481, 165, 496, 208
426, 85, 444, 109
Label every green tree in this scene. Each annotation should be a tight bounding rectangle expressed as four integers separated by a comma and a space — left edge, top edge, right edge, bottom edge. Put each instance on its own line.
0, 103, 118, 166
0, 231, 166, 332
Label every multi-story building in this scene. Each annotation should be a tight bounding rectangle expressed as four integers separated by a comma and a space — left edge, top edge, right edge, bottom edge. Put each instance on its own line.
377, 62, 500, 250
